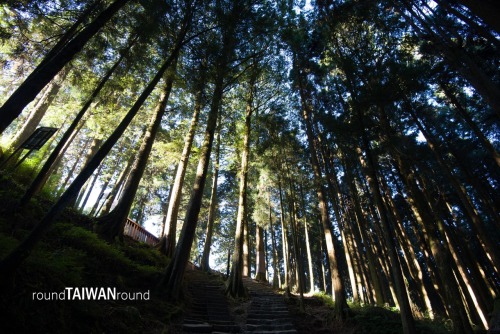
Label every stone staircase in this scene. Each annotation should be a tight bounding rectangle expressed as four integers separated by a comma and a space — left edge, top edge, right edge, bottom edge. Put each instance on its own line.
243, 277, 297, 334
182, 270, 240, 334
179, 270, 297, 334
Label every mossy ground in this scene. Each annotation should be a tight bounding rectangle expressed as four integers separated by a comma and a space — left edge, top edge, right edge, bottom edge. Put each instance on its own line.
0, 171, 181, 333
286, 291, 452, 334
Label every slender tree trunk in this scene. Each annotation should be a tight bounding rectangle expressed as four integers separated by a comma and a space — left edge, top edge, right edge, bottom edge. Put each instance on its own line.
390, 138, 473, 332
255, 226, 266, 281
99, 148, 135, 215
78, 162, 103, 212
97, 75, 173, 241
56, 137, 91, 196
355, 130, 416, 333
243, 218, 250, 277
20, 39, 134, 206
164, 59, 206, 257
161, 61, 224, 300
303, 217, 315, 293
341, 152, 385, 305
160, 2, 234, 300
201, 119, 221, 272
74, 137, 102, 207
10, 68, 68, 150
318, 230, 328, 293
295, 59, 348, 319
0, 0, 130, 133
278, 178, 290, 291
269, 204, 281, 288
227, 68, 255, 296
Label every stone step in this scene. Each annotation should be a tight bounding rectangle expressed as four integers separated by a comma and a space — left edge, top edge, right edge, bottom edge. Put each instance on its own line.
246, 323, 295, 331
182, 323, 212, 333
248, 309, 289, 319
247, 318, 292, 325
248, 331, 297, 334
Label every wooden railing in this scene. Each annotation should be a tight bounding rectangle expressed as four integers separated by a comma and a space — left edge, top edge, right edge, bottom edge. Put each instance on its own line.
124, 218, 159, 246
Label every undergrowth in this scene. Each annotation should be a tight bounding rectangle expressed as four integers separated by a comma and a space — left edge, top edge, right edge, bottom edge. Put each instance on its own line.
286, 291, 451, 334
0, 172, 180, 333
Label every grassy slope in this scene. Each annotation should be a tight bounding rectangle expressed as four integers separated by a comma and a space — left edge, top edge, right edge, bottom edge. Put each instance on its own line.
0, 173, 181, 333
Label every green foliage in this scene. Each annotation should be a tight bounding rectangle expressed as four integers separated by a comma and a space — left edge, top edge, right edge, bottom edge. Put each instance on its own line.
0, 184, 176, 333
309, 292, 450, 333
313, 291, 337, 308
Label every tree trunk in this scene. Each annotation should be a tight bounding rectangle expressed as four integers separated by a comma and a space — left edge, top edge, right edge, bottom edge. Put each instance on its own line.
303, 216, 315, 293
164, 59, 206, 257
255, 226, 266, 282
161, 60, 224, 300
243, 217, 250, 277
355, 129, 416, 333
278, 178, 290, 291
295, 58, 348, 319
160, 2, 233, 300
227, 68, 255, 296
10, 68, 68, 150
0, 0, 130, 133
269, 203, 281, 288
99, 148, 136, 216
74, 137, 102, 207
341, 151, 385, 305
20, 39, 134, 206
78, 162, 103, 212
97, 74, 173, 242
201, 119, 221, 272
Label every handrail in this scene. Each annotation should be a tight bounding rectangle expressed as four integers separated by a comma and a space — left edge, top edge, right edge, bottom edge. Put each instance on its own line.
123, 218, 159, 246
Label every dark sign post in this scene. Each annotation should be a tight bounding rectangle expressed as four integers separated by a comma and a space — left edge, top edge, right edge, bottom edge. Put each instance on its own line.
1, 127, 58, 169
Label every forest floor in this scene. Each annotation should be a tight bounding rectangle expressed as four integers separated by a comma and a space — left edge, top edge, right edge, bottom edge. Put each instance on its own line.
0, 172, 452, 333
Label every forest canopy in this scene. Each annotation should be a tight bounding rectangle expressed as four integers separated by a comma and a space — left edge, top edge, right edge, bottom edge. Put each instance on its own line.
0, 0, 499, 333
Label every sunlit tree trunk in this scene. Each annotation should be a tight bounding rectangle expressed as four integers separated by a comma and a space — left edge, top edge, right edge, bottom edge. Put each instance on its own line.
10, 68, 68, 151
269, 199, 281, 288
355, 128, 416, 333
74, 137, 103, 206
243, 218, 250, 277
99, 149, 136, 216
295, 62, 348, 319
300, 185, 315, 293
278, 178, 290, 292
255, 226, 266, 281
164, 59, 206, 257
78, 162, 103, 212
227, 67, 255, 295
201, 119, 221, 272
20, 39, 135, 205
97, 60, 175, 241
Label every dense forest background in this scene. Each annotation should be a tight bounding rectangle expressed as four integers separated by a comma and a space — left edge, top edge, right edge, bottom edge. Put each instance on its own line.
0, 0, 498, 333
